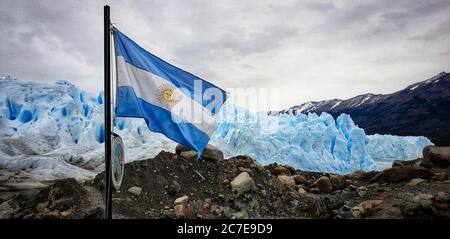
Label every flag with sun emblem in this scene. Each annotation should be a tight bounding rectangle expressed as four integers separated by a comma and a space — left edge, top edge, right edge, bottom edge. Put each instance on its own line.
113, 28, 228, 157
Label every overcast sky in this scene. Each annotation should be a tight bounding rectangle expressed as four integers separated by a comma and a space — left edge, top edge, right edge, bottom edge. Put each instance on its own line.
1, 0, 449, 110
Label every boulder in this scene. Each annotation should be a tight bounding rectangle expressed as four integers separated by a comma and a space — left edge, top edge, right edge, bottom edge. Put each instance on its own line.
0, 201, 13, 219
423, 146, 450, 167
357, 186, 368, 198
370, 166, 432, 183
174, 204, 189, 219
60, 210, 74, 219
238, 167, 253, 174
176, 144, 224, 162
314, 176, 333, 193
407, 178, 427, 186
175, 144, 191, 155
180, 151, 197, 160
128, 186, 142, 196
168, 180, 181, 196
272, 165, 291, 176
201, 144, 224, 162
273, 175, 296, 188
351, 200, 383, 219
174, 196, 189, 205
284, 165, 297, 175
294, 175, 305, 185
230, 172, 256, 195
392, 158, 422, 167
330, 175, 346, 190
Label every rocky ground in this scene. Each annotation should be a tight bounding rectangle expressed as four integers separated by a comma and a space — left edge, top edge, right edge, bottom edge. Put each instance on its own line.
1, 145, 449, 219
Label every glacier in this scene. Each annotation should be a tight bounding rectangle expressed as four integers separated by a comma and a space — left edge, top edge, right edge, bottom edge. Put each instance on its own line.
0, 77, 433, 180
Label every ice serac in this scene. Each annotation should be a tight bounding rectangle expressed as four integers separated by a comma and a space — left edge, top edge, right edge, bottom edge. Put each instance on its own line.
0, 77, 433, 179
367, 134, 433, 168
210, 103, 377, 174
0, 77, 175, 180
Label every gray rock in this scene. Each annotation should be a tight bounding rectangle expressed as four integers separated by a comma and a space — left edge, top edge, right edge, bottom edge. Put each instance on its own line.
231, 172, 256, 195
60, 210, 74, 219
231, 211, 248, 219
174, 204, 188, 219
370, 166, 432, 183
273, 175, 296, 188
407, 178, 427, 186
294, 175, 305, 185
272, 165, 291, 176
180, 151, 197, 160
128, 186, 142, 196
238, 167, 253, 174
174, 196, 189, 205
330, 175, 346, 190
423, 146, 450, 167
168, 180, 181, 196
357, 186, 368, 198
201, 144, 224, 162
175, 144, 191, 155
314, 176, 333, 193
351, 200, 383, 219
0, 201, 14, 219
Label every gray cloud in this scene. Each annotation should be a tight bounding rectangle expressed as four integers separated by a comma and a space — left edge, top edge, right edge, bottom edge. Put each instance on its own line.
0, 0, 449, 110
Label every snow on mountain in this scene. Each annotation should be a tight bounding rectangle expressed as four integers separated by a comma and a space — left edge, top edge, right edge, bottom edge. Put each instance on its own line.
0, 77, 433, 179
407, 72, 447, 92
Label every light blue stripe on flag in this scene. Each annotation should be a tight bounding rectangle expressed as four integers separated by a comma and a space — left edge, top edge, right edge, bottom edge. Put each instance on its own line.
114, 28, 227, 114
113, 28, 227, 156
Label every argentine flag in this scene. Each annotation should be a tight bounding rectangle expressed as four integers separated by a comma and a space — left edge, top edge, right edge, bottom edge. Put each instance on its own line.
113, 28, 227, 156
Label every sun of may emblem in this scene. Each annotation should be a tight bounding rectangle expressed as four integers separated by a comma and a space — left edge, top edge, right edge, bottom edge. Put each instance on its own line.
156, 83, 181, 109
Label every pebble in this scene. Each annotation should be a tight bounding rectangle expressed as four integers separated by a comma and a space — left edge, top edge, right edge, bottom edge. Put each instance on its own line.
357, 186, 368, 198
174, 196, 189, 205
128, 186, 142, 196
168, 180, 181, 196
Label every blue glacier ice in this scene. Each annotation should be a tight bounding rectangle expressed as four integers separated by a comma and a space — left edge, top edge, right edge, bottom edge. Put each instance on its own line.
210, 103, 378, 174
0, 77, 176, 180
366, 134, 433, 169
0, 77, 433, 179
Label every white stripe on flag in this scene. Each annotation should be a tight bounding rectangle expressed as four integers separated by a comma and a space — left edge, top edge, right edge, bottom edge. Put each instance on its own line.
116, 56, 216, 135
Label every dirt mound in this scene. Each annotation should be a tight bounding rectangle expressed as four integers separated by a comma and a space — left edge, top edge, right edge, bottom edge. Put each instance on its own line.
2, 146, 450, 219
6, 178, 101, 219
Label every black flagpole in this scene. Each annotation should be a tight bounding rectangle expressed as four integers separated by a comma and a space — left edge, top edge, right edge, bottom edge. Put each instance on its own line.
104, 5, 113, 219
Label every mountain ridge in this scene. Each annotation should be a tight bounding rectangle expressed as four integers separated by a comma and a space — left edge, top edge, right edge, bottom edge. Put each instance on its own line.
272, 72, 450, 145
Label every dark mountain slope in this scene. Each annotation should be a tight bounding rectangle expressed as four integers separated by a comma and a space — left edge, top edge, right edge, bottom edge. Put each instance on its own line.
275, 72, 450, 145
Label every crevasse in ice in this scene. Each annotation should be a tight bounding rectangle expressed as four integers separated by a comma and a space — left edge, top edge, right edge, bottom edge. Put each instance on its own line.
0, 77, 433, 179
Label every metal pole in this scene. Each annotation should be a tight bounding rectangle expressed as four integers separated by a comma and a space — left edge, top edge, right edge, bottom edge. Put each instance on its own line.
104, 5, 113, 219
